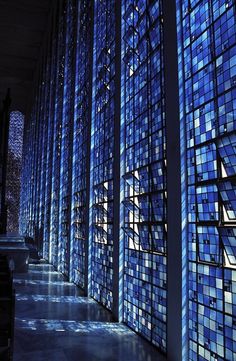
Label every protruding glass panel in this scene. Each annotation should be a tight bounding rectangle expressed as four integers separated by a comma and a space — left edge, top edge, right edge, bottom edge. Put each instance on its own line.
121, 0, 167, 352
90, 0, 116, 310
69, 0, 93, 288
177, 0, 236, 359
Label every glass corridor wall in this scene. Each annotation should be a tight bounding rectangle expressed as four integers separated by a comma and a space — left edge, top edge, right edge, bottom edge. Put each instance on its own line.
178, 1, 236, 360
20, 1, 236, 360
89, 0, 116, 311
42, 18, 58, 261
70, 0, 93, 288
121, 0, 167, 351
58, 0, 77, 276
49, 2, 66, 266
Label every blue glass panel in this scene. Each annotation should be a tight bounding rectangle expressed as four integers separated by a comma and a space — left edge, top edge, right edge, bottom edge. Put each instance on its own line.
58, 0, 77, 276
195, 144, 217, 182
212, 0, 234, 21
197, 226, 221, 263
196, 185, 218, 221
90, 0, 116, 310
177, 0, 236, 359
49, 6, 66, 267
70, 0, 93, 288
220, 227, 236, 265
214, 6, 236, 55
219, 181, 236, 220
122, 0, 167, 352
218, 89, 236, 134
191, 29, 211, 74
216, 46, 236, 95
194, 101, 216, 145
224, 268, 236, 316
218, 134, 236, 176
42, 61, 55, 261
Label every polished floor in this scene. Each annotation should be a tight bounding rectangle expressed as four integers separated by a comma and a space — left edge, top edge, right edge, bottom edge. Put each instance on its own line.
13, 262, 166, 361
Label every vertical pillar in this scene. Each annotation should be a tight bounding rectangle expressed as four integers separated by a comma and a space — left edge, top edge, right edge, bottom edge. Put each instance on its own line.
84, 0, 94, 296
66, 1, 77, 276
162, 1, 184, 361
112, 0, 122, 321
87, 0, 96, 297
43, 0, 58, 259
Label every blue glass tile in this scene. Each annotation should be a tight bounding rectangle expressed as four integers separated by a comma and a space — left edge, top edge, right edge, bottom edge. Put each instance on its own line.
90, 0, 116, 310
218, 134, 236, 176
220, 227, 236, 265
197, 226, 221, 263
58, 0, 77, 276
178, 0, 236, 358
122, 0, 166, 351
70, 0, 93, 288
195, 143, 217, 182
196, 185, 218, 221
219, 181, 236, 220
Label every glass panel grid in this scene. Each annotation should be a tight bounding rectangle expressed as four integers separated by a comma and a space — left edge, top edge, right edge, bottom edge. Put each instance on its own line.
70, 0, 93, 288
49, 6, 66, 267
178, 1, 236, 359
90, 0, 116, 310
58, 0, 76, 276
43, 38, 57, 261
121, 0, 167, 352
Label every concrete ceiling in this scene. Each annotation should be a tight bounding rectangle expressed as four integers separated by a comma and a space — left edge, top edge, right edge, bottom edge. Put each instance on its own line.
0, 0, 52, 114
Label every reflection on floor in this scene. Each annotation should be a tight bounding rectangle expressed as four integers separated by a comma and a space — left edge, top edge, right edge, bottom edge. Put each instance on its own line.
13, 263, 166, 361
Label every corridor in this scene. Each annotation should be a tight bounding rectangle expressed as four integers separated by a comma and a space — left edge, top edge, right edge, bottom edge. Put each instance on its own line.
13, 262, 166, 361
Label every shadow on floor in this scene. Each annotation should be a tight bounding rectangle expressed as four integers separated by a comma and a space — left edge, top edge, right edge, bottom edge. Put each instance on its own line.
13, 263, 166, 361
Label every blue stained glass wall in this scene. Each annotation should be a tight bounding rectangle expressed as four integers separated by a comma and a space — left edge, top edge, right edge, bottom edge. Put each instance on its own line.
27, 97, 39, 240
90, 0, 116, 310
20, 107, 36, 238
38, 59, 51, 256
121, 0, 167, 352
49, 4, 66, 267
58, 0, 77, 276
30, 104, 40, 239
6, 111, 24, 233
43, 35, 57, 261
34, 76, 46, 251
70, 0, 93, 288
177, 1, 236, 360
19, 1, 236, 358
